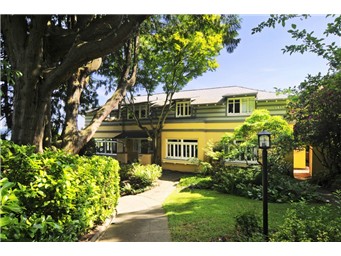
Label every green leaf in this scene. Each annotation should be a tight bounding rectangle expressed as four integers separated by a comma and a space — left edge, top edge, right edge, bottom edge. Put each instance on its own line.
0, 233, 8, 240
2, 203, 22, 213
0, 179, 15, 196
291, 23, 297, 29
0, 216, 13, 227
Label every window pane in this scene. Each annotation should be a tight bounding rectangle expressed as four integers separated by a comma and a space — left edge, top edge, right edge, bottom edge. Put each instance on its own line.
235, 99, 240, 113
141, 109, 146, 118
228, 101, 234, 113
241, 99, 247, 113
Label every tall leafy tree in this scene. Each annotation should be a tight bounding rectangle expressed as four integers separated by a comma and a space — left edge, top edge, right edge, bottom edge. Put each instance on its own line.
252, 15, 341, 183
126, 15, 241, 164
1, 15, 147, 152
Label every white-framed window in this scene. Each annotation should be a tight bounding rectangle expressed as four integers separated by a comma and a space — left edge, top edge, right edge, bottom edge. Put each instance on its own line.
176, 101, 191, 117
166, 139, 198, 160
95, 139, 118, 155
228, 97, 255, 115
127, 105, 148, 119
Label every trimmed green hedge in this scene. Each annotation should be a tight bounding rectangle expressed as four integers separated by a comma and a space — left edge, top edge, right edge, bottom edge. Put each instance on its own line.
0, 140, 120, 241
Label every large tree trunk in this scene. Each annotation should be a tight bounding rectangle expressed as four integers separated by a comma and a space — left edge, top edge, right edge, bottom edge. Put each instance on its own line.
11, 78, 50, 152
1, 15, 147, 152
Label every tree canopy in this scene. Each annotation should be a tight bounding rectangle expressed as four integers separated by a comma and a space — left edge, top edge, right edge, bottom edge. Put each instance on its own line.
253, 14, 341, 183
218, 109, 293, 165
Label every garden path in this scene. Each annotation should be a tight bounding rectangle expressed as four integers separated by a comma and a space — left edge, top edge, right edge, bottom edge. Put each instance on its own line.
95, 170, 187, 242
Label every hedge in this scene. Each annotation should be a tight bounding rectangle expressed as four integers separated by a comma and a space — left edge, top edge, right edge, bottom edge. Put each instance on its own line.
0, 140, 120, 241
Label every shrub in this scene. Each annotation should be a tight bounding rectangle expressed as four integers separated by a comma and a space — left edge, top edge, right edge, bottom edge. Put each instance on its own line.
0, 140, 120, 241
178, 176, 213, 190
270, 199, 341, 242
232, 211, 263, 242
119, 163, 162, 195
210, 165, 321, 203
212, 166, 262, 200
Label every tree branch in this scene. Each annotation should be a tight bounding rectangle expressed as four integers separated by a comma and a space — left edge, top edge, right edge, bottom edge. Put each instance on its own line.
43, 15, 147, 94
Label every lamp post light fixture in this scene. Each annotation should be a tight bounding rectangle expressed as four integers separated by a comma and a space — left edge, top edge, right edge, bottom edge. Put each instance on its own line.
258, 130, 271, 149
258, 130, 271, 241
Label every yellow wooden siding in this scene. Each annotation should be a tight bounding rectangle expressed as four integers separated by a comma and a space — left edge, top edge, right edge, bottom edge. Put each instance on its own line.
138, 154, 152, 165
293, 149, 306, 169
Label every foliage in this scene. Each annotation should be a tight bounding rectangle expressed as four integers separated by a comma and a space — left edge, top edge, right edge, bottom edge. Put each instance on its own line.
178, 175, 213, 190
232, 211, 263, 242
119, 163, 162, 195
212, 166, 261, 199
0, 140, 120, 241
287, 72, 341, 184
270, 197, 341, 242
219, 109, 294, 165
252, 14, 341, 185
209, 166, 320, 203
137, 15, 240, 92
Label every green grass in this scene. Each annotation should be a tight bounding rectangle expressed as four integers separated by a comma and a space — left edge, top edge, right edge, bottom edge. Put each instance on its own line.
164, 175, 341, 242
163, 187, 291, 241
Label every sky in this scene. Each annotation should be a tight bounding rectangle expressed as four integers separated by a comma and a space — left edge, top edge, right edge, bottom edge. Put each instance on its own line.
184, 14, 337, 92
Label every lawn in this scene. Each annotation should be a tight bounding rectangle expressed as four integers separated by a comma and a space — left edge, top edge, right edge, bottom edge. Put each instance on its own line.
163, 187, 291, 241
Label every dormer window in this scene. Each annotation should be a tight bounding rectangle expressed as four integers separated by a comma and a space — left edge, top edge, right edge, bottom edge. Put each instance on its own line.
176, 101, 191, 117
228, 97, 255, 115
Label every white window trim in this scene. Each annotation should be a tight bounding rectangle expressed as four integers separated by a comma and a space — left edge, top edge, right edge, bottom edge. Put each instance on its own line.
127, 105, 148, 120
175, 101, 191, 117
95, 139, 117, 155
227, 97, 255, 115
166, 139, 198, 160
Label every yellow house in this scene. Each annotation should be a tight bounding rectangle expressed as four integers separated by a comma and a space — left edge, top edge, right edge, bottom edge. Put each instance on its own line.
85, 86, 310, 174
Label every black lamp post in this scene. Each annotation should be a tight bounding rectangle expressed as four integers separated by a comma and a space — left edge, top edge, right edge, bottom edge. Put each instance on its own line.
258, 130, 271, 241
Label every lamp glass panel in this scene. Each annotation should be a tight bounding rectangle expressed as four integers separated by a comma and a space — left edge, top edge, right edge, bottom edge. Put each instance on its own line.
260, 135, 270, 148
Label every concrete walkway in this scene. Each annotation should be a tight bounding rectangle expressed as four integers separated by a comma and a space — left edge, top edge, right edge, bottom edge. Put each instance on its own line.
97, 171, 187, 242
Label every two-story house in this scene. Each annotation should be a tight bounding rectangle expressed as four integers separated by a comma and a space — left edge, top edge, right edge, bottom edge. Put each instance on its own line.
85, 86, 312, 174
